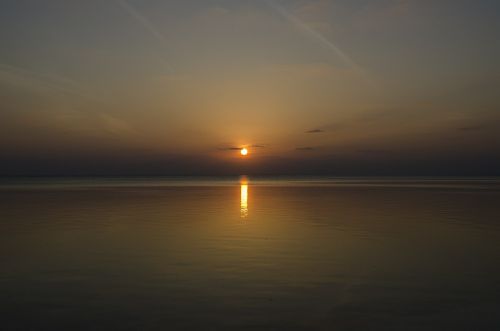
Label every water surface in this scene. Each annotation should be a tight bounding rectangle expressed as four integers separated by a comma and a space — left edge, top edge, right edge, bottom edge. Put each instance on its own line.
1, 177, 500, 330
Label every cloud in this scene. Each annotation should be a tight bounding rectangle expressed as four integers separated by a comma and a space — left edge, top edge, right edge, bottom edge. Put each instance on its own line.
266, 0, 365, 76
296, 147, 315, 151
116, 0, 166, 43
115, 0, 172, 71
0, 63, 90, 99
292, 0, 333, 34
218, 144, 266, 151
293, 0, 331, 18
218, 147, 242, 151
306, 129, 324, 133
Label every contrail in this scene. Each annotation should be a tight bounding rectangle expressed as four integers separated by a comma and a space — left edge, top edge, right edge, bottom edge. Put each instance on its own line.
0, 63, 93, 99
0, 63, 136, 135
116, 0, 167, 43
266, 0, 365, 76
115, 0, 173, 71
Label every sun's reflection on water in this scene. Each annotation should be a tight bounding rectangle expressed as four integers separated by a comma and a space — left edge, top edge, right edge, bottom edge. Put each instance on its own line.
240, 176, 248, 218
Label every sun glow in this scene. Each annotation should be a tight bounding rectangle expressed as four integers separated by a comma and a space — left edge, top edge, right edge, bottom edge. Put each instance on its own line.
240, 148, 248, 156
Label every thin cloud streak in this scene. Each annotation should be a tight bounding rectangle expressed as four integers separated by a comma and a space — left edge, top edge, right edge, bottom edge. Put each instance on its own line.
115, 0, 172, 71
0, 63, 92, 99
306, 129, 324, 133
116, 0, 167, 43
218, 144, 267, 151
266, 0, 365, 76
218, 147, 242, 151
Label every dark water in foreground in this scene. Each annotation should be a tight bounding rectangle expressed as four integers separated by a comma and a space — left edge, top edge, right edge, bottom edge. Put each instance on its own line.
1, 177, 500, 330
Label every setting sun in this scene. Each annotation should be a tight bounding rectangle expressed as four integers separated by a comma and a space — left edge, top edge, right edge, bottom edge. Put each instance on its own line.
240, 148, 248, 156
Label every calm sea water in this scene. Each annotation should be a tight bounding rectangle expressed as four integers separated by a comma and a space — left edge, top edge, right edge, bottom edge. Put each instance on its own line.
1, 177, 500, 330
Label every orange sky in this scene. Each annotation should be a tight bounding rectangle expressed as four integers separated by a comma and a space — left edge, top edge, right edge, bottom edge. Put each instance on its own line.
0, 0, 499, 175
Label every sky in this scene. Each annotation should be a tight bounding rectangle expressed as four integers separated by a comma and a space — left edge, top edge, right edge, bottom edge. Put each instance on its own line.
1, 0, 499, 176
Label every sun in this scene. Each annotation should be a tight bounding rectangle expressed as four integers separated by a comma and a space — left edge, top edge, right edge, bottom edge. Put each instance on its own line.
240, 148, 248, 156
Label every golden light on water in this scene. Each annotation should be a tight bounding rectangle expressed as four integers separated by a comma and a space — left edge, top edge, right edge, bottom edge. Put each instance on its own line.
240, 176, 248, 218
240, 183, 248, 218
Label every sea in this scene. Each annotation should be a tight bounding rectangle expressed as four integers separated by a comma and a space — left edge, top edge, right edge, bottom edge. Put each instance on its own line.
1, 177, 499, 330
